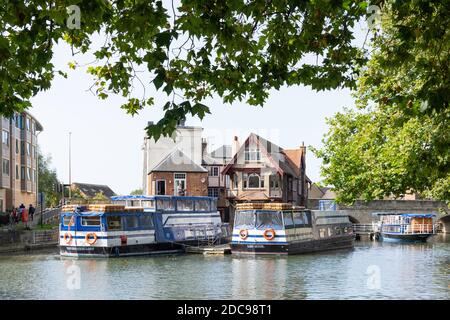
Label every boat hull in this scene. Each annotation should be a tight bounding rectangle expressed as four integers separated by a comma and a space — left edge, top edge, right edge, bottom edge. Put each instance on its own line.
59, 243, 183, 258
231, 235, 354, 255
380, 233, 433, 243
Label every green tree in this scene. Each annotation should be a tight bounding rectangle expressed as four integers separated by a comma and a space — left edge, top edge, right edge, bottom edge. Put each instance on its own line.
313, 1, 449, 204
92, 191, 109, 201
1, 0, 370, 138
130, 189, 143, 195
37, 150, 61, 207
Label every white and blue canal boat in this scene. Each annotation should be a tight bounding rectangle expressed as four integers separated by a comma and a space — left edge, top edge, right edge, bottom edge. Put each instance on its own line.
377, 213, 437, 242
230, 203, 354, 255
59, 196, 231, 258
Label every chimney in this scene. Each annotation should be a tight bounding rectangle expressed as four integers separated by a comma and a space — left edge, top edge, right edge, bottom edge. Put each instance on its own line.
232, 136, 240, 157
202, 138, 208, 157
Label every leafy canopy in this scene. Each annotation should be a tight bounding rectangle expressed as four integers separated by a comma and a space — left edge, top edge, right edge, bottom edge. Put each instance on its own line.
1, 0, 370, 139
37, 149, 62, 207
313, 1, 449, 204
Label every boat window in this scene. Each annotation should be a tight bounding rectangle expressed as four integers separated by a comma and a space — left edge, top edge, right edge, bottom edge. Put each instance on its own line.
319, 228, 326, 238
63, 216, 74, 226
303, 212, 312, 227
256, 211, 283, 230
177, 199, 194, 211
283, 212, 295, 228
234, 211, 256, 229
195, 199, 210, 211
81, 216, 101, 226
156, 199, 175, 211
141, 200, 155, 208
140, 215, 154, 229
107, 216, 122, 231
293, 211, 304, 226
211, 199, 217, 212
124, 216, 139, 229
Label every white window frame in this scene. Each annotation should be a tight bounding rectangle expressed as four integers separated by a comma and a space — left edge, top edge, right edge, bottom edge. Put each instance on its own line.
174, 172, 187, 195
210, 166, 219, 177
208, 187, 219, 198
2, 159, 10, 176
2, 130, 9, 146
244, 148, 261, 162
245, 173, 262, 189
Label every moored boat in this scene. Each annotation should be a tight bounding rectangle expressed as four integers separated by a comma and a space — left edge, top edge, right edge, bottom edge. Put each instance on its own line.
59, 196, 231, 258
230, 203, 354, 255
377, 213, 437, 242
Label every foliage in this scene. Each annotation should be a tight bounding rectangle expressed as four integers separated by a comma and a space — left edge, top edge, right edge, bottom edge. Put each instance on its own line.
0, 0, 371, 139
130, 189, 143, 195
38, 149, 62, 207
92, 191, 109, 201
313, 1, 449, 204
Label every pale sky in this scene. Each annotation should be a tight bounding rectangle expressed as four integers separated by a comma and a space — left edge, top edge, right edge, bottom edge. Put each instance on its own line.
29, 19, 367, 195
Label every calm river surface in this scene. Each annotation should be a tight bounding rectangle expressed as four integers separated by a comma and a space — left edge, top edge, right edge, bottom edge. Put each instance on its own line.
0, 235, 448, 300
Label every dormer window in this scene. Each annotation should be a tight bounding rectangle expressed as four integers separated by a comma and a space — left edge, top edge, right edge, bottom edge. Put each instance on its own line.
244, 148, 261, 162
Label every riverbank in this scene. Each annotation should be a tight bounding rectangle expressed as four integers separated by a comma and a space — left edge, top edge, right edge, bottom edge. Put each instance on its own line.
0, 227, 58, 255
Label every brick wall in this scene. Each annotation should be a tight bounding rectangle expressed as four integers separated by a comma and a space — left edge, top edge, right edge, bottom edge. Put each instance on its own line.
147, 171, 208, 196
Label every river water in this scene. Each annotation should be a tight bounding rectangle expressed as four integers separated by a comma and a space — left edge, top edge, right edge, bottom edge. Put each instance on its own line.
0, 235, 448, 300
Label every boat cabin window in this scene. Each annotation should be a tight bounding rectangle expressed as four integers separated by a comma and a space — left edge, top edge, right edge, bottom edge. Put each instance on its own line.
195, 199, 210, 212
234, 211, 256, 229
303, 212, 312, 227
256, 211, 283, 230
141, 200, 155, 208
283, 212, 295, 229
292, 211, 304, 226
210, 200, 217, 212
124, 216, 140, 229
107, 216, 122, 231
81, 216, 101, 226
140, 215, 154, 229
177, 199, 194, 211
63, 216, 74, 226
156, 199, 175, 211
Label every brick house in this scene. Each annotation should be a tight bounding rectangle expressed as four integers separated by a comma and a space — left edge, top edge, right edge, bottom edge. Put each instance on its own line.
147, 149, 208, 196
142, 121, 208, 197
222, 133, 310, 213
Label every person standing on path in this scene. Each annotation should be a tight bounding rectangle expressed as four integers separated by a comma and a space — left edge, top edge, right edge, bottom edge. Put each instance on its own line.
29, 204, 35, 222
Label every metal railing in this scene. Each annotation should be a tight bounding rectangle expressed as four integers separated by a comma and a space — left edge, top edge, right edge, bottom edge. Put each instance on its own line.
381, 224, 436, 235
353, 224, 377, 233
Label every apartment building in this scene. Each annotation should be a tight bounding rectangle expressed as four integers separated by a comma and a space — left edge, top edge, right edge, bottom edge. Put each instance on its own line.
0, 112, 43, 212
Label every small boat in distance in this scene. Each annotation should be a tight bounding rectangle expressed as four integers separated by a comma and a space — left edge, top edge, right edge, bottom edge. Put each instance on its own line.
376, 212, 437, 242
230, 203, 354, 255
59, 195, 230, 258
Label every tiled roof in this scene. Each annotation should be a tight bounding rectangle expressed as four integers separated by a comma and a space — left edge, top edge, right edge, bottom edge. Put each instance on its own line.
152, 149, 207, 173
72, 183, 116, 198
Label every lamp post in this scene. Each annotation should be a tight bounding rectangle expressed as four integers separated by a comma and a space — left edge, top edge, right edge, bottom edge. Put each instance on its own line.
69, 132, 72, 200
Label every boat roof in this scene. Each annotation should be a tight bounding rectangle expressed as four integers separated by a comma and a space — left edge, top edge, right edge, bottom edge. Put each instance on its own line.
110, 195, 216, 201
375, 212, 436, 218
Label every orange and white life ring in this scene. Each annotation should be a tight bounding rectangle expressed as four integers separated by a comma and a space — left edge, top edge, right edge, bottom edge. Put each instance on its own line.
239, 229, 249, 240
63, 232, 72, 244
85, 233, 98, 245
263, 228, 276, 241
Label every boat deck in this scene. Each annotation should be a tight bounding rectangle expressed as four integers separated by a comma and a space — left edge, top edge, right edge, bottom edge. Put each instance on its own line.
185, 244, 231, 255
